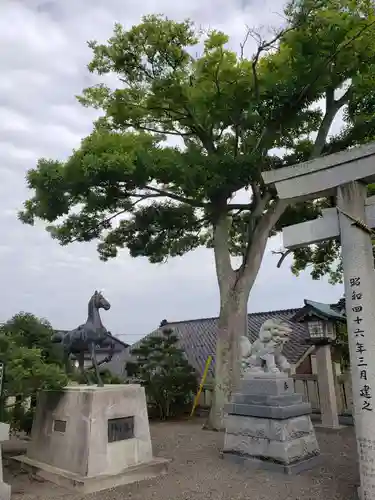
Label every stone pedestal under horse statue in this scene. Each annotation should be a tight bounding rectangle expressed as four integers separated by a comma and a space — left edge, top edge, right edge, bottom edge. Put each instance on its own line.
52, 291, 115, 387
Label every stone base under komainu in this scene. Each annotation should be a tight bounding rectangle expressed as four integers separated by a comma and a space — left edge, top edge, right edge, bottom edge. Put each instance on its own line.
12, 385, 169, 494
222, 375, 321, 474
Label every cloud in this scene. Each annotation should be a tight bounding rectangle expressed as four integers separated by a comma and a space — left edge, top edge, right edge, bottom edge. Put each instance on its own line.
0, 0, 343, 344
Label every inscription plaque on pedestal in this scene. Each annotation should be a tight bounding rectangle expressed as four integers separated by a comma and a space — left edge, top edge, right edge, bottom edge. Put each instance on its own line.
108, 416, 134, 443
53, 419, 67, 433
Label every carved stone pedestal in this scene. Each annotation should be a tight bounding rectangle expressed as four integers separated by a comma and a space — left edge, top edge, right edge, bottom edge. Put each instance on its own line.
222, 375, 320, 474
13, 385, 169, 493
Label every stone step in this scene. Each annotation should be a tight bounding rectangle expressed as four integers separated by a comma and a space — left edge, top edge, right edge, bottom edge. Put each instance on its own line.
12, 454, 170, 494
225, 402, 312, 420
239, 376, 294, 396
223, 430, 319, 465
224, 414, 314, 441
231, 393, 302, 407
222, 451, 321, 475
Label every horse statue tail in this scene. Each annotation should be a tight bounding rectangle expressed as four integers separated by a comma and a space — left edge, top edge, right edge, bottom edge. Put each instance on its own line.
51, 331, 64, 343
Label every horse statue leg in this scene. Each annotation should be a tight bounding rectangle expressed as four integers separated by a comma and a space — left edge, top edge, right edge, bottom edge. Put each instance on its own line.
89, 342, 103, 387
63, 349, 71, 376
77, 350, 93, 385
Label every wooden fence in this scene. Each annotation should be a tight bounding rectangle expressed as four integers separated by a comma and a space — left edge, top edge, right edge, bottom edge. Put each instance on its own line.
292, 373, 353, 415
198, 373, 353, 416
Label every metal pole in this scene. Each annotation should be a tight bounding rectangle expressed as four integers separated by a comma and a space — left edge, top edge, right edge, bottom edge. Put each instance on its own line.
190, 355, 213, 418
337, 181, 375, 500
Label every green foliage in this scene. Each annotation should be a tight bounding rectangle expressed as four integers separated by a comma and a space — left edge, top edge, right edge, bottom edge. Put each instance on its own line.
0, 313, 68, 433
71, 367, 122, 385
7, 405, 35, 436
99, 369, 122, 384
334, 321, 350, 371
127, 328, 197, 420
18, 2, 375, 275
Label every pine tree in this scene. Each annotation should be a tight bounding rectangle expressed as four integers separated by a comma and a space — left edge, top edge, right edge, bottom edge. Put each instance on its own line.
128, 327, 197, 420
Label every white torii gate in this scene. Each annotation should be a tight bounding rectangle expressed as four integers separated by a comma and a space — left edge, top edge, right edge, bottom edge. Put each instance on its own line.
262, 142, 375, 500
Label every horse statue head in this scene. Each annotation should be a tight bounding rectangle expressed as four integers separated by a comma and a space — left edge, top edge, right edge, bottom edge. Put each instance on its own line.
92, 290, 111, 311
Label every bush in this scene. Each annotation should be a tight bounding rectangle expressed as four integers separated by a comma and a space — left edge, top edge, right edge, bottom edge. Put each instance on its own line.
9, 404, 35, 436
70, 367, 123, 385
0, 312, 68, 434
127, 327, 198, 420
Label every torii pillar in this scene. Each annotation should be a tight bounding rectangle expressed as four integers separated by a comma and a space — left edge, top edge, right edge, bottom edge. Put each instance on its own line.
262, 143, 375, 500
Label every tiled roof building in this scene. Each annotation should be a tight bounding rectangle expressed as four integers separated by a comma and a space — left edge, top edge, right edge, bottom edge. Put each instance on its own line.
131, 299, 345, 379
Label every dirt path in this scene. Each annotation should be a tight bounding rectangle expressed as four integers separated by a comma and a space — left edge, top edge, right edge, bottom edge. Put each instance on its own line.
5, 418, 359, 500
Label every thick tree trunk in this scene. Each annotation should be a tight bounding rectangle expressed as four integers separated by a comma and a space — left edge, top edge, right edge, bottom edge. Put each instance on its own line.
206, 200, 287, 430
207, 288, 247, 430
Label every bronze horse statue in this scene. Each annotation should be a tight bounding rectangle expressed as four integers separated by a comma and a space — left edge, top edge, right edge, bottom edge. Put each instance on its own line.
52, 291, 115, 387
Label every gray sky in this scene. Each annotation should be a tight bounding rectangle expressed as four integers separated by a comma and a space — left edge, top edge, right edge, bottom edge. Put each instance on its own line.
0, 0, 343, 344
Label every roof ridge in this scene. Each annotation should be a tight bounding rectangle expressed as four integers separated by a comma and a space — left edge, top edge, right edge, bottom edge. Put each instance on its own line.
249, 307, 301, 316
163, 306, 302, 327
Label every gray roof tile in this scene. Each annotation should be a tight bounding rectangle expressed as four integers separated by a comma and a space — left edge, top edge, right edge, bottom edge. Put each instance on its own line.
131, 308, 312, 379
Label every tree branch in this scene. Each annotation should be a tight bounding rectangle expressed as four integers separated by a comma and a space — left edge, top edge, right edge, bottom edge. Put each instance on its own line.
117, 95, 191, 120
68, 209, 128, 244
336, 84, 353, 107
325, 86, 335, 109
170, 77, 217, 154
69, 193, 165, 243
253, 198, 288, 243
310, 89, 337, 159
272, 248, 292, 268
239, 198, 288, 291
240, 26, 251, 60
144, 185, 208, 208
250, 181, 261, 207
225, 189, 272, 214
130, 193, 164, 205
251, 189, 272, 219
226, 203, 252, 211
310, 85, 350, 159
123, 122, 192, 137
250, 24, 303, 101
238, 190, 273, 270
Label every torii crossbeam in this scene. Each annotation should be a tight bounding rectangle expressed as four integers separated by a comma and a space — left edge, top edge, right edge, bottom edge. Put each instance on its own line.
283, 196, 375, 250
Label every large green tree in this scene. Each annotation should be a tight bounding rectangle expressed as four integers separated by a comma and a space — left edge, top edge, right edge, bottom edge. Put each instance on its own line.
20, 0, 375, 429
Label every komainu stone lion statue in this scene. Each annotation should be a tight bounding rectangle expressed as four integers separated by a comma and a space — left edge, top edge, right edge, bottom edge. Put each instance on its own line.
240, 318, 293, 376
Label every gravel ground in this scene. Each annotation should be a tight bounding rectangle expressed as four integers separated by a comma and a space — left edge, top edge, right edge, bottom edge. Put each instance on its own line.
5, 418, 359, 500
